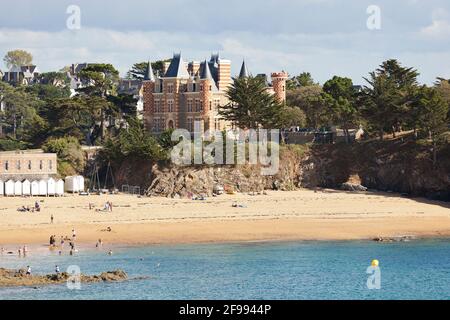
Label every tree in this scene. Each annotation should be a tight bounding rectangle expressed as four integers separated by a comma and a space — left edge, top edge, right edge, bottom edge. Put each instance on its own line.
99, 118, 167, 165
219, 76, 283, 129
3, 50, 33, 69
286, 72, 317, 90
415, 86, 449, 166
42, 136, 85, 175
360, 60, 419, 140
126, 59, 171, 79
0, 82, 43, 141
323, 76, 358, 142
435, 78, 450, 125
277, 106, 307, 128
286, 85, 332, 129
44, 96, 115, 145
77, 64, 120, 141
38, 72, 71, 87
77, 64, 119, 97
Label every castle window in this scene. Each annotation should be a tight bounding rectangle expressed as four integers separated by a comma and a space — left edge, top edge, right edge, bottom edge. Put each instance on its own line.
187, 118, 193, 132
28, 161, 32, 170
154, 100, 161, 113
195, 100, 200, 112
5, 161, 8, 171
167, 83, 174, 93
209, 85, 212, 91
40, 160, 43, 170
209, 101, 212, 111
282, 85, 285, 92
200, 85, 203, 91
17, 161, 21, 170
49, 160, 53, 170
187, 99, 193, 112
168, 100, 174, 113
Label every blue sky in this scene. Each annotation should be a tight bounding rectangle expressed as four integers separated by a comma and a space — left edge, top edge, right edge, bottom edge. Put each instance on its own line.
0, 0, 449, 84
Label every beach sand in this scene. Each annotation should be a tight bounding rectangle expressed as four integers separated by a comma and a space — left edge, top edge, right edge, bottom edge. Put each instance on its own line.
0, 189, 449, 247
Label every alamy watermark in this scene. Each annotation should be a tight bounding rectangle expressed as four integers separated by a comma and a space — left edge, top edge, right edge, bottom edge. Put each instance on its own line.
366, 5, 381, 30
170, 124, 280, 176
66, 265, 81, 290
66, 5, 81, 30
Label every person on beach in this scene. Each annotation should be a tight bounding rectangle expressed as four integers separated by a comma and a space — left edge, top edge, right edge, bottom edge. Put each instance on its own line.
23, 246, 27, 256
108, 250, 113, 255
60, 236, 64, 248
55, 265, 60, 274
26, 266, 31, 275
50, 214, 54, 224
72, 228, 76, 239
18, 248, 22, 257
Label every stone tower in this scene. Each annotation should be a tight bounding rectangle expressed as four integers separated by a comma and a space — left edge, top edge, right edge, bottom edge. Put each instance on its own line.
271, 71, 288, 103
142, 61, 156, 131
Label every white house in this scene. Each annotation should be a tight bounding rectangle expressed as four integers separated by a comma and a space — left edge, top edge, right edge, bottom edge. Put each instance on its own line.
22, 179, 31, 196
38, 179, 47, 196
64, 176, 78, 193
14, 180, 22, 196
77, 176, 85, 192
31, 180, 39, 196
47, 178, 56, 196
56, 179, 64, 196
5, 180, 14, 196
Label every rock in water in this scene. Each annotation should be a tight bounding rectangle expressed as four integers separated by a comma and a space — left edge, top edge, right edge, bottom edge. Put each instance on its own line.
0, 268, 128, 288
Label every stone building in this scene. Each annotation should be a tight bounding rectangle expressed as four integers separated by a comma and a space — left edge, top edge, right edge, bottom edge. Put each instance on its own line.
143, 53, 288, 133
0, 150, 57, 181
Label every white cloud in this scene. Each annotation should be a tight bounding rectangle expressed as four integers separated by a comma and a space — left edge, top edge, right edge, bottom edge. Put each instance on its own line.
420, 8, 450, 39
0, 25, 449, 85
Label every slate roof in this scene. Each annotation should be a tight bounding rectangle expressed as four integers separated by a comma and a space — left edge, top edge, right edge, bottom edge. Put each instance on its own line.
239, 60, 249, 78
144, 61, 155, 81
200, 60, 218, 91
164, 53, 190, 78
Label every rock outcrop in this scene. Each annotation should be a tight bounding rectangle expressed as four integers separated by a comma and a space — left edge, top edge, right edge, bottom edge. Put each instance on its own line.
0, 268, 128, 287
123, 137, 450, 201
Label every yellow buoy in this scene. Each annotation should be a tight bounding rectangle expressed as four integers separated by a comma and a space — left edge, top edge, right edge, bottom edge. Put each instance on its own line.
371, 259, 379, 267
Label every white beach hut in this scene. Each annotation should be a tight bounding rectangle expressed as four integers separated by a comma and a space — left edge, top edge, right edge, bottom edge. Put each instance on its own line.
14, 180, 22, 196
47, 178, 56, 196
64, 176, 79, 193
76, 176, 85, 192
0, 180, 4, 196
31, 180, 39, 196
22, 179, 31, 196
5, 180, 14, 196
38, 179, 48, 196
56, 179, 64, 196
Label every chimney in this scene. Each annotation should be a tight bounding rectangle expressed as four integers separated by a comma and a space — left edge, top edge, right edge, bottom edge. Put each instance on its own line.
217, 59, 231, 91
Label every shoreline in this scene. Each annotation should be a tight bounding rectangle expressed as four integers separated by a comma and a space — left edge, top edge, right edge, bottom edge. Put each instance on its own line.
1, 190, 449, 248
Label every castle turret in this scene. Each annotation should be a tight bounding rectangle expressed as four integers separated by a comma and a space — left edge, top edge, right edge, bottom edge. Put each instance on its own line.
271, 71, 288, 103
142, 61, 156, 130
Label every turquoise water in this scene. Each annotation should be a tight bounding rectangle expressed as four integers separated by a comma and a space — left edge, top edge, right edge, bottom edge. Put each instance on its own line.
1, 240, 450, 300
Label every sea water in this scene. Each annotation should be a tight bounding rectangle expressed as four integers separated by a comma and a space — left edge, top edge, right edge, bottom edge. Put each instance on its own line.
1, 240, 450, 300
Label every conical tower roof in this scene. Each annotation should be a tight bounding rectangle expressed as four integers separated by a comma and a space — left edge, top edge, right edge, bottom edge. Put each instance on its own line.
164, 53, 190, 78
144, 61, 155, 81
200, 60, 218, 91
239, 60, 249, 78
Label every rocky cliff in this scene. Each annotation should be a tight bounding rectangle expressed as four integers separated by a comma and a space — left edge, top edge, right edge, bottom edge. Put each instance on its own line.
115, 137, 449, 201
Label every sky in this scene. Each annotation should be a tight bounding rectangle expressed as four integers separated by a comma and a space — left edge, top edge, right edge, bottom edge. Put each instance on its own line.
0, 0, 449, 85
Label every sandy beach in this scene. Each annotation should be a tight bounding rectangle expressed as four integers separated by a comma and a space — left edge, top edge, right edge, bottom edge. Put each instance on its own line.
0, 189, 449, 247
